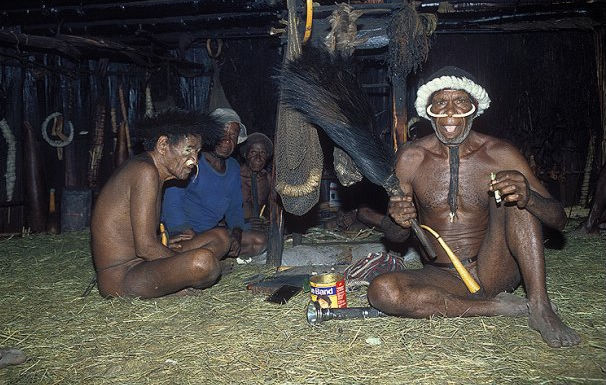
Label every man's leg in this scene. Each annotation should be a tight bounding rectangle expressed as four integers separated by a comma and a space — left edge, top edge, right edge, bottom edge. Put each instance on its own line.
240, 230, 267, 257
368, 200, 529, 318
122, 247, 222, 298
367, 265, 528, 318
503, 204, 581, 347
113, 228, 231, 298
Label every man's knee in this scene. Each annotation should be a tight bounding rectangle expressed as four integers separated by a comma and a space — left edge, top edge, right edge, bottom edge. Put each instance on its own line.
367, 274, 403, 310
190, 251, 221, 285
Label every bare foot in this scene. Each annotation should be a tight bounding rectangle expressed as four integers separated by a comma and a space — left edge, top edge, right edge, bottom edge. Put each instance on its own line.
0, 348, 26, 369
528, 303, 581, 348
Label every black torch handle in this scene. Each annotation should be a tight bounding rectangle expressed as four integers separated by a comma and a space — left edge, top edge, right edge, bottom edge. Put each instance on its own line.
325, 307, 387, 321
307, 302, 387, 325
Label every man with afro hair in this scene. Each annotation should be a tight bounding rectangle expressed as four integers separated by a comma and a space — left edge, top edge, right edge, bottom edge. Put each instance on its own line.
91, 109, 231, 298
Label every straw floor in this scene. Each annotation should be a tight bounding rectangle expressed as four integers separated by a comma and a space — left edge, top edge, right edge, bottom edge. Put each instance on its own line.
0, 222, 604, 384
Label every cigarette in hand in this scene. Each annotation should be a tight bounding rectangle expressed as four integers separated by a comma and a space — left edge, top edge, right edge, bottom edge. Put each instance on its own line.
490, 172, 502, 204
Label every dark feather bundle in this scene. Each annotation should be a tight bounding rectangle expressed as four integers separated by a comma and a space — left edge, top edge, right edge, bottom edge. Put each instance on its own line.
277, 46, 436, 257
276, 46, 400, 194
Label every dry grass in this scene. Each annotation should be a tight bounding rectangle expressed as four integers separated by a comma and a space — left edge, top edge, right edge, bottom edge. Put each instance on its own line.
0, 223, 604, 385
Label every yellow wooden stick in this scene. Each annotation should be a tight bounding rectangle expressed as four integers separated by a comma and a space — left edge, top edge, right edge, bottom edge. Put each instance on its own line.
160, 222, 168, 246
420, 224, 481, 293
303, 0, 313, 43
259, 204, 266, 218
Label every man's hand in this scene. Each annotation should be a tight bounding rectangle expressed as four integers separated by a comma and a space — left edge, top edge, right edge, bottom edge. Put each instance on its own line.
388, 195, 416, 228
490, 170, 530, 208
228, 228, 243, 257
167, 229, 196, 250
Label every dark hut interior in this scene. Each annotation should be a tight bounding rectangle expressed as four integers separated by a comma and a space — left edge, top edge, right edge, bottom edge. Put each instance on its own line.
1, 0, 604, 236
0, 1, 605, 383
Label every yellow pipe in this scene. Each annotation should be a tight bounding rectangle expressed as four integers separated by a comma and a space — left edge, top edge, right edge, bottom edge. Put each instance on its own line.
420, 224, 481, 293
160, 222, 168, 246
303, 0, 313, 43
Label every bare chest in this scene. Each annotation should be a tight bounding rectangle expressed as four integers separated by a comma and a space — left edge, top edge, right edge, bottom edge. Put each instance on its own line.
412, 155, 494, 215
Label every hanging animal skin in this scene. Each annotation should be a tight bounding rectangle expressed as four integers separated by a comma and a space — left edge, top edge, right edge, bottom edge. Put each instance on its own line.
0, 118, 16, 201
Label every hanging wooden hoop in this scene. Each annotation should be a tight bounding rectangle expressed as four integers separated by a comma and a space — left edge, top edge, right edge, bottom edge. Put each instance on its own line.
206, 38, 223, 58
303, 0, 313, 43
41, 112, 74, 148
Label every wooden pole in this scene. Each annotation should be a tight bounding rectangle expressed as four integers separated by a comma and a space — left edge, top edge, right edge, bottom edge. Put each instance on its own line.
266, 160, 284, 266
391, 75, 408, 151
23, 121, 47, 233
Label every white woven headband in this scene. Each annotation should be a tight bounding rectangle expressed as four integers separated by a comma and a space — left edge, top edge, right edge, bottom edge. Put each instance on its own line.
415, 75, 491, 120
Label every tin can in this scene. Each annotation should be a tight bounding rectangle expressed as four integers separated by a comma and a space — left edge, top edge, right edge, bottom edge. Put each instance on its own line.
310, 273, 347, 309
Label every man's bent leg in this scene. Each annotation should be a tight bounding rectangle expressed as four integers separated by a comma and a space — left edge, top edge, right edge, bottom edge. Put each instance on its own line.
367, 266, 528, 318
122, 248, 221, 298
504, 205, 581, 347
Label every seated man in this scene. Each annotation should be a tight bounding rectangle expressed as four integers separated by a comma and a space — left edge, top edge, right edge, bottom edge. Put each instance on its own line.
368, 67, 580, 347
239, 132, 273, 231
162, 108, 267, 258
91, 109, 230, 299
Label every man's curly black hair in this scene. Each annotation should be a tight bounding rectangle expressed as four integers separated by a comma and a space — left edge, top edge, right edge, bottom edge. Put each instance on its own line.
137, 109, 224, 152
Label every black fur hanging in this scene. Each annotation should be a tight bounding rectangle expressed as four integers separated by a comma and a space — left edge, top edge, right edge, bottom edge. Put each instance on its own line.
448, 146, 459, 221
387, 3, 437, 80
275, 46, 398, 193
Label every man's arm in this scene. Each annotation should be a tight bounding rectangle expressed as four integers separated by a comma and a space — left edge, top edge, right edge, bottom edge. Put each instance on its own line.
130, 165, 176, 260
491, 147, 567, 230
387, 144, 424, 240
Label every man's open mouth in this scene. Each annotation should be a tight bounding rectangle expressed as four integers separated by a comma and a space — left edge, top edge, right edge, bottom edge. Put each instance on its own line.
443, 125, 459, 134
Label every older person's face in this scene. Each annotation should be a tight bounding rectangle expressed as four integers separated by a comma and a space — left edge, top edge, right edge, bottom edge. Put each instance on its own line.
163, 134, 201, 180
213, 122, 240, 159
246, 142, 269, 172
428, 89, 476, 145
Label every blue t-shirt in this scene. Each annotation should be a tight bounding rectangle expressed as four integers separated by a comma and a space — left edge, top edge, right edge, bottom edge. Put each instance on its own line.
161, 156, 249, 234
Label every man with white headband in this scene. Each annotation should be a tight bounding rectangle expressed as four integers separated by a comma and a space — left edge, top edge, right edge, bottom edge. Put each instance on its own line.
367, 67, 580, 347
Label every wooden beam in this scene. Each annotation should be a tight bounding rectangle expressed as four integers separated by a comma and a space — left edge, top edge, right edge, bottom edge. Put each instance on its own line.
0, 31, 214, 70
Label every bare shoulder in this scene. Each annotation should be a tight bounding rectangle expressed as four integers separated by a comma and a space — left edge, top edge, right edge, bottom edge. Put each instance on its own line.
396, 138, 429, 164
122, 153, 160, 185
477, 133, 527, 167
395, 138, 431, 183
